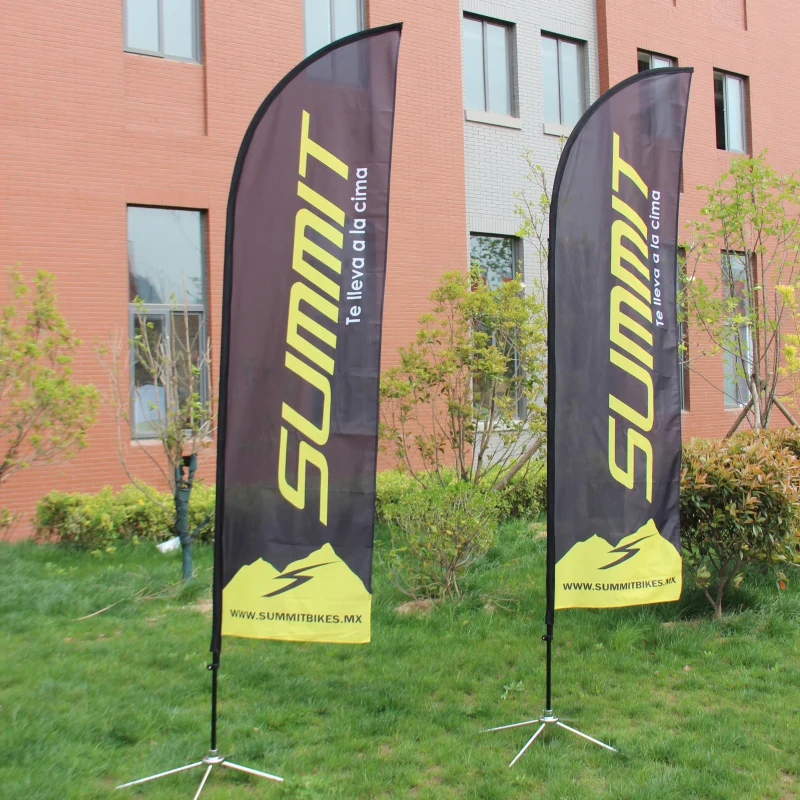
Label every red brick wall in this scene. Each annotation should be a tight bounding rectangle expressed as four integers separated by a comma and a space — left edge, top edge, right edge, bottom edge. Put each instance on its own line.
597, 0, 800, 439
0, 0, 467, 535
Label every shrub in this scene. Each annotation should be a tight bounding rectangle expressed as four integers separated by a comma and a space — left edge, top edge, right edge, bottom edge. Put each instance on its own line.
34, 484, 216, 550
386, 479, 502, 600
500, 461, 546, 520
680, 432, 800, 618
375, 470, 416, 524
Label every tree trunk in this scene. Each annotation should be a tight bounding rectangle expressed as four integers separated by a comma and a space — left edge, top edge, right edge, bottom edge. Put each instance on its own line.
174, 453, 197, 581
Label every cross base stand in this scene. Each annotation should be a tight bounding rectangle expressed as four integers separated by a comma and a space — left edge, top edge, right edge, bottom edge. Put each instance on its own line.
483, 709, 617, 767
116, 748, 283, 798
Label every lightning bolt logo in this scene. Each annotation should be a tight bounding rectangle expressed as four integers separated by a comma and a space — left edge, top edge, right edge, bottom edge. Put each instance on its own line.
263, 562, 335, 597
599, 535, 654, 570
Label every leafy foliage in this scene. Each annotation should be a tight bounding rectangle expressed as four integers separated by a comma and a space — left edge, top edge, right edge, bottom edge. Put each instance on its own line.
682, 154, 800, 432
380, 269, 546, 492
34, 484, 215, 551
0, 271, 98, 506
374, 470, 416, 524
385, 478, 503, 600
680, 431, 800, 618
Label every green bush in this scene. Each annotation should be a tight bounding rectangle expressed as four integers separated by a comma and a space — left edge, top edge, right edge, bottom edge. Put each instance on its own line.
500, 461, 547, 520
680, 432, 800, 618
386, 479, 502, 600
375, 470, 416, 524
34, 484, 216, 550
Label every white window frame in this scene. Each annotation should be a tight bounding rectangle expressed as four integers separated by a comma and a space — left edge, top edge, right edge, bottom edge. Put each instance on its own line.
123, 0, 203, 63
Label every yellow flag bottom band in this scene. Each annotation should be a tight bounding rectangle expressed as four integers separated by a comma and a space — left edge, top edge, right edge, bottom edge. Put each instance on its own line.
221, 542, 372, 643
555, 519, 682, 609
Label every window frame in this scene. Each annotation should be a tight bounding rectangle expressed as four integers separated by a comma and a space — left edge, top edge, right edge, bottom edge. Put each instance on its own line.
127, 205, 208, 439
303, 0, 365, 56
637, 50, 676, 72
721, 251, 753, 409
714, 70, 748, 153
463, 14, 515, 117
541, 33, 586, 127
123, 0, 203, 63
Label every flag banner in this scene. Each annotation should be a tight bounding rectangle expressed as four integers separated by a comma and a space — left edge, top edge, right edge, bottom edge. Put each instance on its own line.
212, 24, 402, 646
549, 68, 692, 610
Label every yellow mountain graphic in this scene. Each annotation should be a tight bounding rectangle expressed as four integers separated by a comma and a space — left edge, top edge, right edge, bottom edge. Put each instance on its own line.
222, 543, 371, 644
555, 518, 682, 609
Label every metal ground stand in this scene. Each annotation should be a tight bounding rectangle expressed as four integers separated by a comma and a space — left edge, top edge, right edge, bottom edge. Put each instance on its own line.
116, 749, 283, 798
482, 629, 617, 766
117, 662, 283, 796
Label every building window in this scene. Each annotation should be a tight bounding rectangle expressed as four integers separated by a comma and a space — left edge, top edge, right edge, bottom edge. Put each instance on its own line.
470, 234, 516, 287
714, 71, 748, 153
721, 252, 752, 408
638, 50, 675, 72
127, 206, 207, 438
463, 16, 514, 116
541, 34, 585, 127
469, 234, 521, 414
124, 0, 202, 61
304, 0, 364, 56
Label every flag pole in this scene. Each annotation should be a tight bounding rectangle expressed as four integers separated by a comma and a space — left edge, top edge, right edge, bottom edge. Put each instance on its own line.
480, 79, 618, 763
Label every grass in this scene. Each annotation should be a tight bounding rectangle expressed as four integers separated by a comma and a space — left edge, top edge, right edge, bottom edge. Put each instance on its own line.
1, 522, 798, 799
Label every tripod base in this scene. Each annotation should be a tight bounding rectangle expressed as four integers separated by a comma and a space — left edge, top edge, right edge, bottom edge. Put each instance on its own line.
116, 748, 283, 798
483, 711, 617, 767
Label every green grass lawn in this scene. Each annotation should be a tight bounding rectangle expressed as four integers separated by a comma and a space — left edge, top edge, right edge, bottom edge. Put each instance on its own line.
1, 522, 798, 799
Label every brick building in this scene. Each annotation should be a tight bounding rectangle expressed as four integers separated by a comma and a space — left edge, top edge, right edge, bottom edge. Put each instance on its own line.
0, 0, 796, 532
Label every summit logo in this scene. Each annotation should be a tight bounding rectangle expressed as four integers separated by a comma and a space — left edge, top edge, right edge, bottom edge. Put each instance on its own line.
599, 534, 654, 570
263, 562, 334, 597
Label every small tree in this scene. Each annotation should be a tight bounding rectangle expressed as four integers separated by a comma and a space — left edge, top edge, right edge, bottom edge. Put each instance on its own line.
682, 154, 800, 435
380, 268, 546, 492
131, 301, 214, 579
100, 299, 214, 579
0, 270, 98, 528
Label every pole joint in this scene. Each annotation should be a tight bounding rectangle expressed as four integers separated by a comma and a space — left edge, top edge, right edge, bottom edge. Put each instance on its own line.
542, 633, 553, 642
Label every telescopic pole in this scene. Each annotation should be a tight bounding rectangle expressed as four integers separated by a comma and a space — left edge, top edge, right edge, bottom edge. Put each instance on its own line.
480, 241, 617, 764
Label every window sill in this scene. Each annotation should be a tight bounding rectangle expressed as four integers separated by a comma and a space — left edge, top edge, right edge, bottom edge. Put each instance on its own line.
124, 48, 202, 65
465, 108, 522, 130
543, 122, 574, 138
